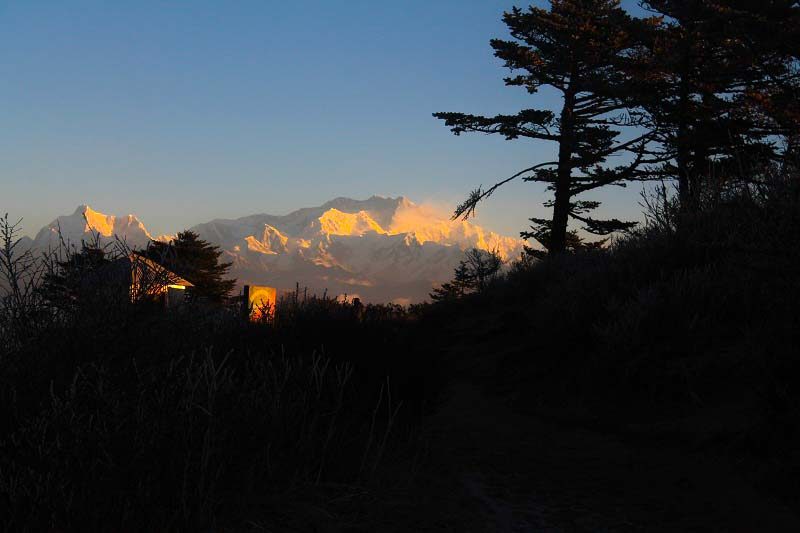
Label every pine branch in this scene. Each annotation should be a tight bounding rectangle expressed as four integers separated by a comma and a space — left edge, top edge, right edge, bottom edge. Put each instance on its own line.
452, 161, 558, 220
433, 110, 558, 141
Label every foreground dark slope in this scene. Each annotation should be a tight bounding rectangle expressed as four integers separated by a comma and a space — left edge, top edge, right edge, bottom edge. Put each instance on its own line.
402, 181, 800, 530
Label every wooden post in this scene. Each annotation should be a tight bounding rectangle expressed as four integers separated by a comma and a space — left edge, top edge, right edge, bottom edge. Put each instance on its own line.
242, 285, 251, 319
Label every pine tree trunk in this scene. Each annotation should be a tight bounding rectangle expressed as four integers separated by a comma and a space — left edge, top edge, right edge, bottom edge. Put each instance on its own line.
676, 125, 691, 210
550, 164, 572, 254
676, 18, 700, 214
550, 87, 577, 254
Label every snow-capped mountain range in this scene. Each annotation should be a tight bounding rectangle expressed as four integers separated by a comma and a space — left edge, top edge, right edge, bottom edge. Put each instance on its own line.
20, 196, 525, 303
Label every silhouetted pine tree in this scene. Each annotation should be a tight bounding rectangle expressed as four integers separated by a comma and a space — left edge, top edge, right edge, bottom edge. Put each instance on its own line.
634, 1, 800, 208
429, 261, 471, 301
147, 230, 235, 302
430, 248, 502, 300
435, 1, 659, 254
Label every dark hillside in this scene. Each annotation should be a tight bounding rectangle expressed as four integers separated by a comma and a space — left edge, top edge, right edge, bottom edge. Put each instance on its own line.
411, 176, 800, 529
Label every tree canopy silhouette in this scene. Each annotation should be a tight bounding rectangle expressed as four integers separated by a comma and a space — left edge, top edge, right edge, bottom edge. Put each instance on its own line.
435, 0, 659, 254
146, 230, 235, 302
633, 0, 800, 209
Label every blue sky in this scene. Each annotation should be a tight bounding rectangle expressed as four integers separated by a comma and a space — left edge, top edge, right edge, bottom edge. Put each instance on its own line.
2, 0, 648, 238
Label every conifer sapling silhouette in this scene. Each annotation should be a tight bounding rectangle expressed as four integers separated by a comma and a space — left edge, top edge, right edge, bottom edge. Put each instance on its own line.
430, 248, 502, 301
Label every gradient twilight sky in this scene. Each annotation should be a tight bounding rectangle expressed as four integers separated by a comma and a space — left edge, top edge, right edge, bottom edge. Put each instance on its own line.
2, 0, 647, 239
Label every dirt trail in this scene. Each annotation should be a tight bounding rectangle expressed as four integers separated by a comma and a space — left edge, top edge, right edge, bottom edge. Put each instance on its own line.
417, 381, 799, 532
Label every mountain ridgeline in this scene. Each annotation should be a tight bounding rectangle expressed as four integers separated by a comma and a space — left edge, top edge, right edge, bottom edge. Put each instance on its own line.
24, 196, 524, 303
